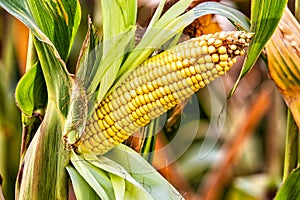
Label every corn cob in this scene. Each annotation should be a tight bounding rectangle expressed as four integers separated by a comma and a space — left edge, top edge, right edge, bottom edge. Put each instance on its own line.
77, 31, 253, 155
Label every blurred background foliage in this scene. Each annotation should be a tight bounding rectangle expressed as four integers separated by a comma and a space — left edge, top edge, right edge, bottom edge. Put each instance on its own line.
0, 0, 296, 199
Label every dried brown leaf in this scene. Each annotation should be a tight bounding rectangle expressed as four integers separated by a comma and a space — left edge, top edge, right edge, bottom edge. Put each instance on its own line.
266, 7, 300, 128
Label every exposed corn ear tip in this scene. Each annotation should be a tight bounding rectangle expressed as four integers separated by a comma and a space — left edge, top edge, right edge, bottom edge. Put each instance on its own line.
77, 31, 253, 155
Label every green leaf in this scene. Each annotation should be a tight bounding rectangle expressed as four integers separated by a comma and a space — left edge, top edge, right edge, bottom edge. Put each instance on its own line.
0, 0, 81, 62
230, 0, 288, 95
152, 0, 193, 29
275, 167, 300, 199
14, 62, 47, 156
95, 28, 136, 101
0, 0, 81, 114
0, 0, 50, 43
33, 38, 72, 115
26, 0, 81, 60
16, 102, 68, 199
15, 63, 47, 116
66, 165, 100, 200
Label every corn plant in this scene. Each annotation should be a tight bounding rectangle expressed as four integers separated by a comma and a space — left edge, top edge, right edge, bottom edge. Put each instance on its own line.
0, 0, 294, 199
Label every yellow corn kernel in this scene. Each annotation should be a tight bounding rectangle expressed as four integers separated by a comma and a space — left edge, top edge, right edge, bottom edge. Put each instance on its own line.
76, 31, 253, 155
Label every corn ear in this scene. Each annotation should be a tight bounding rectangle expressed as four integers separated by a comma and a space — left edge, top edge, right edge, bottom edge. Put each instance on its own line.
77, 31, 253, 155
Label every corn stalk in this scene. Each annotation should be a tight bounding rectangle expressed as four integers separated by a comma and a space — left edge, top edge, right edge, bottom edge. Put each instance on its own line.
0, 0, 290, 199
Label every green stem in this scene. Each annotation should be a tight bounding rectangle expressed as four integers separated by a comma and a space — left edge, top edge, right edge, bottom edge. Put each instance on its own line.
140, 118, 159, 164
25, 33, 37, 72
283, 109, 299, 181
16, 101, 69, 199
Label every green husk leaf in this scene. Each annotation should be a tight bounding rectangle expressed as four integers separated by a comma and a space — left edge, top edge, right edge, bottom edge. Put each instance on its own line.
88, 28, 136, 100
101, 0, 137, 47
94, 0, 137, 102
71, 152, 152, 200
152, 0, 193, 29
74, 16, 101, 127
95, 29, 135, 102
71, 154, 114, 200
71, 145, 182, 199
64, 17, 100, 145
105, 144, 184, 200
66, 165, 100, 200
63, 78, 88, 146
230, 0, 288, 95
275, 167, 300, 199
117, 13, 194, 77
109, 173, 126, 200
112, 1, 195, 93
76, 17, 100, 93
144, 0, 166, 32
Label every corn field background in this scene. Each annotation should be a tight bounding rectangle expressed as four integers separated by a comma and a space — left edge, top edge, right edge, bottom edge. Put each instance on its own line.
1, 0, 300, 199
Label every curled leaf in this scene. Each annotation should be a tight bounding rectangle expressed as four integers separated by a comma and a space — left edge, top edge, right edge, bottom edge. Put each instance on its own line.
266, 7, 300, 128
